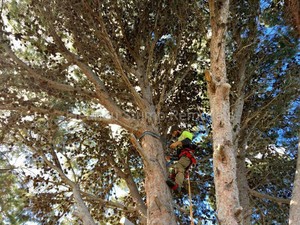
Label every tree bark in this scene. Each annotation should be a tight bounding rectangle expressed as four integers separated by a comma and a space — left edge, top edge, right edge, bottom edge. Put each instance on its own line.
207, 0, 241, 224
232, 57, 251, 225
289, 134, 300, 224
124, 168, 148, 220
109, 157, 147, 220
73, 184, 97, 225
249, 189, 290, 205
236, 151, 251, 225
140, 134, 176, 225
284, 0, 300, 36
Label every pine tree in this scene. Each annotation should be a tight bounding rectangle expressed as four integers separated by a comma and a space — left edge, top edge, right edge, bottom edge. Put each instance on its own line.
0, 0, 209, 224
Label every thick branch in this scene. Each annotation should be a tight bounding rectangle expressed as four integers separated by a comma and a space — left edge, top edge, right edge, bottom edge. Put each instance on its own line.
129, 134, 150, 165
45, 24, 106, 95
1, 25, 138, 132
73, 184, 97, 225
0, 104, 117, 125
45, 22, 140, 132
81, 191, 138, 214
82, 2, 146, 111
108, 157, 147, 217
0, 41, 95, 99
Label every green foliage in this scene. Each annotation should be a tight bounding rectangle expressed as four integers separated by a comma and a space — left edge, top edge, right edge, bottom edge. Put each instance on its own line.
0, 0, 210, 216
227, 0, 299, 224
0, 0, 299, 224
0, 157, 34, 225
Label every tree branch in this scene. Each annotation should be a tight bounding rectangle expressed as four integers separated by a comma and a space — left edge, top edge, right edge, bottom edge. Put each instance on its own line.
16, 131, 76, 188
81, 1, 147, 111
129, 134, 150, 166
0, 104, 117, 125
0, 167, 15, 173
81, 191, 139, 214
44, 18, 140, 132
1, 22, 139, 132
112, 2, 141, 65
16, 130, 96, 224
0, 40, 95, 99
240, 89, 289, 134
108, 156, 147, 217
249, 189, 290, 205
158, 65, 192, 109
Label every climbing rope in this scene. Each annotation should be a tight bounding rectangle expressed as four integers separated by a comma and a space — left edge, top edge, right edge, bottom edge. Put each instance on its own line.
187, 172, 195, 225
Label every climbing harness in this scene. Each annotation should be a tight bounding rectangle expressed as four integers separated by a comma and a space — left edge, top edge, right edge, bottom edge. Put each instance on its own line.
178, 148, 197, 165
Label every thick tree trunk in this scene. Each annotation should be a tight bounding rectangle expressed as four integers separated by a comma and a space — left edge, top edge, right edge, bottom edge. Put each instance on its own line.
207, 0, 241, 224
208, 79, 242, 224
141, 134, 176, 225
289, 135, 300, 224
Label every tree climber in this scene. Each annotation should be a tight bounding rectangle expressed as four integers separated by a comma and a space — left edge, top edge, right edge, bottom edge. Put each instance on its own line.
166, 125, 199, 193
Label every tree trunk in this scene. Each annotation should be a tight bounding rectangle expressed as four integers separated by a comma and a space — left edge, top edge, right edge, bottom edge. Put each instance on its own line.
141, 134, 176, 225
284, 0, 300, 36
236, 150, 251, 225
207, 0, 241, 224
289, 134, 300, 224
232, 57, 251, 225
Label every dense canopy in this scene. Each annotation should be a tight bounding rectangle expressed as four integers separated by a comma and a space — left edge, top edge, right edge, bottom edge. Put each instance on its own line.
0, 0, 299, 224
